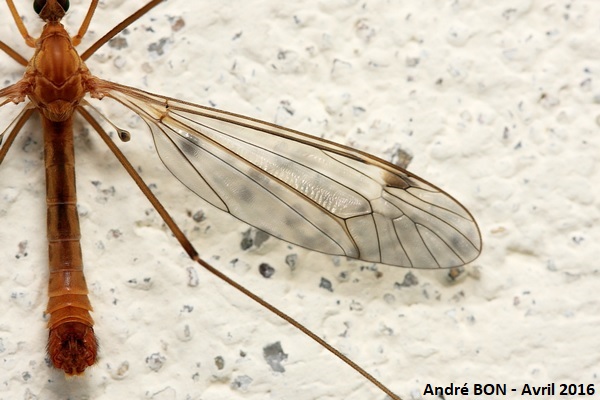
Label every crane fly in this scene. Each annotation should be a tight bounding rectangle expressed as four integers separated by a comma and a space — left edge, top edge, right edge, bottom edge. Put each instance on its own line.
0, 0, 482, 398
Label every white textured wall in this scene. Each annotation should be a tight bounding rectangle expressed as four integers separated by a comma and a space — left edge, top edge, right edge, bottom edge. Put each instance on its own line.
0, 0, 598, 399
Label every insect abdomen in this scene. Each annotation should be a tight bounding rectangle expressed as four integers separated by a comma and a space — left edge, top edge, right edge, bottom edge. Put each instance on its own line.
43, 117, 97, 375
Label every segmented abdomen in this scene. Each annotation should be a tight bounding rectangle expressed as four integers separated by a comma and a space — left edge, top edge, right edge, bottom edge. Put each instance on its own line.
43, 117, 97, 375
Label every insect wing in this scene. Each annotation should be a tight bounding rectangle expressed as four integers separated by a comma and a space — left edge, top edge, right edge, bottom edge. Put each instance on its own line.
93, 80, 481, 268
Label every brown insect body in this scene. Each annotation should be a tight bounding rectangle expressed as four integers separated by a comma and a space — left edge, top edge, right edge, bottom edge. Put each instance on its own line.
0, 0, 482, 397
22, 2, 98, 374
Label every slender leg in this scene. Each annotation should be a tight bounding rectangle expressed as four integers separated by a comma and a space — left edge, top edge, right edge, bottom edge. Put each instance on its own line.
5, 0, 35, 47
81, 0, 164, 60
0, 108, 34, 164
0, 40, 28, 66
71, 0, 100, 46
78, 106, 402, 400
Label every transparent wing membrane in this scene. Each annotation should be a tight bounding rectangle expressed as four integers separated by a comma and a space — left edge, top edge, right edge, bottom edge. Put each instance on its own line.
0, 1, 483, 395
94, 80, 481, 268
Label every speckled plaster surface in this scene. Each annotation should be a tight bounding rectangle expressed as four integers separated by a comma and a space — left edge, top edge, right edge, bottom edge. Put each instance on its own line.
0, 1, 599, 399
